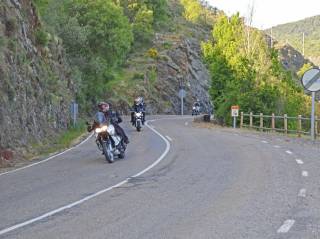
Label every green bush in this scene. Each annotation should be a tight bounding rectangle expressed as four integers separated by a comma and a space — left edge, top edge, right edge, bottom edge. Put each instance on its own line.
132, 72, 144, 80
35, 29, 49, 46
163, 41, 172, 49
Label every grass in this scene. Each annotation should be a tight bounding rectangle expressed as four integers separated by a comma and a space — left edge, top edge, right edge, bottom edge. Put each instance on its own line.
28, 120, 87, 159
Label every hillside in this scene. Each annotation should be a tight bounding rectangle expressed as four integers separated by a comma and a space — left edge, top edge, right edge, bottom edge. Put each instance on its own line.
0, 0, 217, 165
266, 15, 320, 66
105, 0, 216, 114
265, 35, 313, 75
33, 0, 218, 115
0, 0, 75, 162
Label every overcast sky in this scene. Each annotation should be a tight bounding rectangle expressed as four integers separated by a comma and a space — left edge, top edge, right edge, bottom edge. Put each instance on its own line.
207, 0, 320, 29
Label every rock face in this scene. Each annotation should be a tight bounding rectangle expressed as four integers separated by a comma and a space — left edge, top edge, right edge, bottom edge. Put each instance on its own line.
265, 35, 313, 73
0, 0, 74, 153
147, 35, 212, 115
277, 44, 311, 73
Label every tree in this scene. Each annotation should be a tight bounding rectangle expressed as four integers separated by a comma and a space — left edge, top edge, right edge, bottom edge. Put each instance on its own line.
72, 0, 133, 66
132, 5, 154, 45
202, 13, 310, 125
297, 63, 313, 78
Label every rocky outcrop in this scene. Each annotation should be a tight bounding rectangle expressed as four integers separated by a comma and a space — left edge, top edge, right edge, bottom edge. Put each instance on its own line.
277, 44, 311, 73
0, 0, 75, 156
146, 34, 211, 114
265, 35, 312, 73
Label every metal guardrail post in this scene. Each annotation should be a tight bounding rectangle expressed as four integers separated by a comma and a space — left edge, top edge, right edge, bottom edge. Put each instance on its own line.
315, 115, 318, 137
260, 113, 263, 131
249, 112, 253, 128
298, 115, 302, 137
272, 113, 275, 132
240, 112, 243, 128
284, 114, 288, 134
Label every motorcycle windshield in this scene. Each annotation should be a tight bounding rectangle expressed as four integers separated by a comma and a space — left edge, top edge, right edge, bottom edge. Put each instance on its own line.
95, 112, 107, 124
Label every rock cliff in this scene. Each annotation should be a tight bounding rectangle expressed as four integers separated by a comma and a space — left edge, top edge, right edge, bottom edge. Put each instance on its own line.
0, 0, 74, 159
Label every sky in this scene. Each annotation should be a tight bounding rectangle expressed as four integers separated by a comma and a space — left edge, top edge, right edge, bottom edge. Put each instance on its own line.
207, 0, 320, 29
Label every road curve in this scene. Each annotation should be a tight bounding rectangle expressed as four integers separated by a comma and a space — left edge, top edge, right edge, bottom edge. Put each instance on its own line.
1, 116, 320, 238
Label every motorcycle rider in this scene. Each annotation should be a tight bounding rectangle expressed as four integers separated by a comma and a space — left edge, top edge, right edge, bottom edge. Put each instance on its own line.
95, 102, 129, 144
131, 97, 146, 125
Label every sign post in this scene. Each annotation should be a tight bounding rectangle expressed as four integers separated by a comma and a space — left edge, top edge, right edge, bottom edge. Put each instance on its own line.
70, 101, 79, 127
231, 105, 239, 128
301, 68, 320, 140
178, 89, 186, 116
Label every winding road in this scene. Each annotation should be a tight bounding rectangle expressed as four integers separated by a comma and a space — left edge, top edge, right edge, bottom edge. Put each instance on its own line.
1, 116, 320, 238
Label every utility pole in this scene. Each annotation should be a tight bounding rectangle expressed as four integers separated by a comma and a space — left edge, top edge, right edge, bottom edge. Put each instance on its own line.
302, 32, 305, 56
270, 27, 273, 48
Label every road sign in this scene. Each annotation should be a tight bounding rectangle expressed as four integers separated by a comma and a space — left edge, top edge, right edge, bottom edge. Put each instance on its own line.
178, 89, 186, 98
301, 68, 320, 92
231, 105, 239, 117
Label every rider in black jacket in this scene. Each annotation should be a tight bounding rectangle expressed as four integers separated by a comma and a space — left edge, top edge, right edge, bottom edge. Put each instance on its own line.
131, 97, 146, 125
97, 102, 129, 144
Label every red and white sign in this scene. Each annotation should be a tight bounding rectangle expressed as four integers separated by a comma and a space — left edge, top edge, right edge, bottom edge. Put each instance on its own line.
231, 105, 239, 117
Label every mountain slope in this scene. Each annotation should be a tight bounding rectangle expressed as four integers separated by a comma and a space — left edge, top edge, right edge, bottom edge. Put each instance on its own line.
266, 15, 320, 65
0, 0, 75, 160
104, 0, 215, 114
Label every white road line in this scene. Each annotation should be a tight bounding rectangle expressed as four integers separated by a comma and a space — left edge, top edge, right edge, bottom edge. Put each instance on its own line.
0, 133, 94, 177
274, 145, 281, 148
261, 140, 268, 144
166, 136, 173, 141
298, 188, 307, 197
296, 159, 304, 165
0, 120, 171, 236
277, 220, 295, 233
302, 171, 309, 177
286, 150, 293, 155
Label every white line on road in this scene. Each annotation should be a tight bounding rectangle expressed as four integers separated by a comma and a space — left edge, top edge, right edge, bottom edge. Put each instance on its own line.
286, 150, 293, 155
261, 140, 268, 144
0, 133, 94, 177
296, 159, 304, 165
274, 145, 281, 148
277, 219, 295, 233
166, 136, 173, 141
0, 120, 171, 236
298, 188, 307, 197
302, 171, 309, 177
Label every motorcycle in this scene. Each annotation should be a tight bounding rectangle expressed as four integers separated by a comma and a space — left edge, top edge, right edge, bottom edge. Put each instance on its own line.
87, 113, 126, 163
192, 105, 200, 116
132, 111, 144, 132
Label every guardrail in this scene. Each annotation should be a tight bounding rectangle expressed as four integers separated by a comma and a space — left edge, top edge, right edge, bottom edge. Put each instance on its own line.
240, 112, 320, 137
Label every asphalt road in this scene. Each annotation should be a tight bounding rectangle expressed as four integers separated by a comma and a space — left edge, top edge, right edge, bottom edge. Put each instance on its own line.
0, 116, 320, 239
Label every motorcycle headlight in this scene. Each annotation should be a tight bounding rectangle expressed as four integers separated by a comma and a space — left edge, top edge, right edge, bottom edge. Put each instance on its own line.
95, 125, 108, 133
135, 112, 142, 117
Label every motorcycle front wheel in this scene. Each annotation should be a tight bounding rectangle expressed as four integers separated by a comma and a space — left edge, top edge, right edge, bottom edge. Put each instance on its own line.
136, 120, 141, 132
102, 141, 114, 163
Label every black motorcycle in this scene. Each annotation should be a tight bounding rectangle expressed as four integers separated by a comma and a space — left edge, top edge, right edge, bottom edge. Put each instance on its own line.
132, 111, 144, 132
87, 113, 126, 163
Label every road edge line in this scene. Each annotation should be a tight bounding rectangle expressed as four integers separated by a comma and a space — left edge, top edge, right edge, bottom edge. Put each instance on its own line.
0, 119, 170, 236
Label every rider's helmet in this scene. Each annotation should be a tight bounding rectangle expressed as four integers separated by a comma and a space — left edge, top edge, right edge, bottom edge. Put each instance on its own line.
134, 97, 143, 105
97, 101, 109, 112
